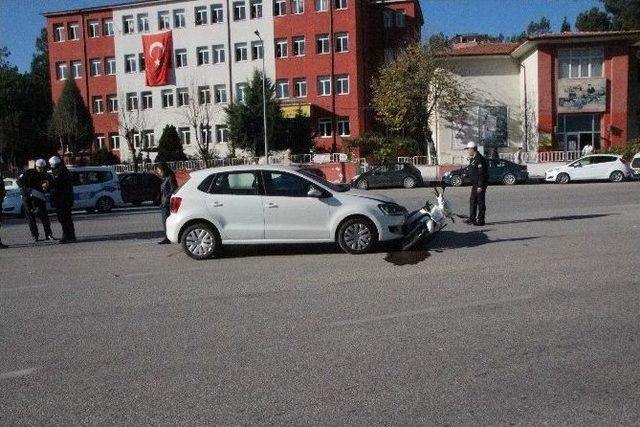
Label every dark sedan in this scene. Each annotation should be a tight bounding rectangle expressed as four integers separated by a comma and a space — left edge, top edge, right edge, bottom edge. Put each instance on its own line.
442, 159, 529, 186
118, 172, 161, 206
351, 162, 424, 189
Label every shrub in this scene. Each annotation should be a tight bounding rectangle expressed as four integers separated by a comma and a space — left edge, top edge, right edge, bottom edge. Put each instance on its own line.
90, 148, 119, 165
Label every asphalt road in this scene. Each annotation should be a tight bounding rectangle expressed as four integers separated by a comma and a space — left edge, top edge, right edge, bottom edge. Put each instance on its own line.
1, 182, 639, 425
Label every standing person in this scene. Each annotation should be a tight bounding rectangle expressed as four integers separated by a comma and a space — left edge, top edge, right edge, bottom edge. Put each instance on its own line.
17, 159, 54, 242
48, 156, 76, 244
0, 165, 8, 249
514, 146, 525, 165
155, 162, 177, 245
464, 142, 488, 226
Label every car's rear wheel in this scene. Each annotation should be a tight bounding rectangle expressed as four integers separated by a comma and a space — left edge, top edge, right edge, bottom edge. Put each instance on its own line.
403, 176, 417, 189
356, 179, 369, 190
556, 173, 570, 184
450, 175, 463, 187
503, 173, 516, 185
609, 170, 624, 183
337, 217, 378, 255
96, 196, 114, 213
181, 222, 221, 260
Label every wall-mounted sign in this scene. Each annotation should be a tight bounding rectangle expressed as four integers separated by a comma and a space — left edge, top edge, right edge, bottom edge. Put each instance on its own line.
557, 78, 606, 113
479, 105, 508, 147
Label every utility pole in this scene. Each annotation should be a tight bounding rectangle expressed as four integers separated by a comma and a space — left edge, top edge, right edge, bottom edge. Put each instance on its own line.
254, 30, 268, 163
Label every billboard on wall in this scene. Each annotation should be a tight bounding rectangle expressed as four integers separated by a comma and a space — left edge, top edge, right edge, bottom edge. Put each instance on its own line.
557, 78, 606, 113
479, 106, 508, 147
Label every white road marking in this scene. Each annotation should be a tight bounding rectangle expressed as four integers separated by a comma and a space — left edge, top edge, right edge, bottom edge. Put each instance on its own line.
0, 284, 48, 292
328, 294, 534, 328
0, 367, 37, 380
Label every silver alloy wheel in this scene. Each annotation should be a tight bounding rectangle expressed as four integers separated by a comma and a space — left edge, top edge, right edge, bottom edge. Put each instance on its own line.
357, 180, 368, 190
610, 171, 624, 182
451, 176, 463, 187
96, 197, 113, 212
403, 177, 416, 188
185, 228, 215, 256
343, 223, 372, 251
503, 173, 516, 185
557, 173, 570, 184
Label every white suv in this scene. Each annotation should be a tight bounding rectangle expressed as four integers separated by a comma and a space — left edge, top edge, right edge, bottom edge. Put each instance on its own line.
545, 154, 632, 184
166, 165, 408, 260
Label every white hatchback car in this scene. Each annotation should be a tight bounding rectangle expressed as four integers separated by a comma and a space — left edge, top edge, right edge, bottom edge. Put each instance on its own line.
545, 154, 632, 184
166, 165, 408, 259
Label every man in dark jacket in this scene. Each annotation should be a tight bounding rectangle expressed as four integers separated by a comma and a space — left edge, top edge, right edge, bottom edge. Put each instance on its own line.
48, 156, 76, 243
465, 142, 488, 226
17, 159, 54, 242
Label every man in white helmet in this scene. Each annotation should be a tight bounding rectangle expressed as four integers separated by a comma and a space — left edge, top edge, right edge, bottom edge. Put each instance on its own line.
48, 156, 76, 243
17, 158, 54, 242
465, 141, 488, 226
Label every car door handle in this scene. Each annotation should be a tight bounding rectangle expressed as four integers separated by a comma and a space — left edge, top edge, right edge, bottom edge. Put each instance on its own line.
266, 202, 278, 208
211, 201, 223, 207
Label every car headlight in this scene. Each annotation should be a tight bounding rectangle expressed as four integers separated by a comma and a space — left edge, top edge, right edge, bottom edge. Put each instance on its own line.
443, 172, 451, 177
378, 203, 407, 216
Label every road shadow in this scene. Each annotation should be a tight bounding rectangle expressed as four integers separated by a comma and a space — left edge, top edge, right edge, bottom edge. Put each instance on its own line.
220, 243, 340, 258
488, 213, 616, 226
78, 231, 165, 243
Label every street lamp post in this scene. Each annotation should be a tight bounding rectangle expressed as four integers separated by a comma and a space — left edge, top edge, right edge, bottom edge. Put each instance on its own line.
254, 30, 268, 163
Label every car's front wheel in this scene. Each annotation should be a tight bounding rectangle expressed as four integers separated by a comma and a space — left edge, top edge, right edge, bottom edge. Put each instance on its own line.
610, 170, 624, 183
450, 175, 463, 187
556, 173, 570, 184
181, 222, 221, 260
96, 196, 114, 213
356, 179, 369, 190
503, 173, 517, 185
403, 176, 417, 189
337, 217, 378, 255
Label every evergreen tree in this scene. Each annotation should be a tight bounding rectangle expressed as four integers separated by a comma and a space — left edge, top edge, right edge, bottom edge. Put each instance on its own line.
282, 108, 314, 155
526, 16, 552, 36
561, 16, 572, 32
576, 7, 612, 31
155, 125, 187, 162
601, 0, 640, 30
48, 79, 94, 155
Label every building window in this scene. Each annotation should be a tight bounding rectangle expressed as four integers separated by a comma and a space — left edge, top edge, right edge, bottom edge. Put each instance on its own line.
71, 60, 82, 79
293, 37, 305, 56
124, 54, 137, 73
233, 1, 246, 20
161, 89, 174, 108
174, 9, 186, 28
557, 113, 601, 151
89, 59, 101, 77
275, 39, 288, 58
138, 53, 146, 72
335, 32, 348, 52
177, 88, 189, 106
137, 13, 149, 32
319, 118, 332, 137
236, 83, 248, 102
143, 130, 155, 148
92, 96, 104, 114
197, 46, 210, 65
107, 95, 118, 112
68, 22, 79, 40
292, 0, 304, 14
315, 0, 328, 12
274, 0, 286, 16
214, 85, 227, 103
316, 34, 330, 54
55, 62, 67, 80
179, 127, 192, 145
251, 0, 263, 18
141, 91, 153, 109
383, 10, 393, 28
105, 57, 116, 75
175, 49, 188, 67
395, 9, 406, 27
126, 93, 139, 111
212, 4, 224, 23
251, 41, 264, 60
198, 86, 211, 104
88, 20, 100, 38
559, 47, 604, 79
235, 43, 248, 61
337, 117, 350, 136
212, 45, 226, 63
195, 6, 208, 25
53, 24, 65, 42
110, 133, 120, 149
317, 75, 331, 95
335, 0, 347, 9
96, 134, 105, 149
158, 11, 171, 30
123, 15, 135, 34
201, 125, 213, 144
276, 79, 289, 99
133, 132, 141, 149
216, 125, 229, 143
335, 74, 349, 95
103, 19, 114, 36
294, 78, 307, 97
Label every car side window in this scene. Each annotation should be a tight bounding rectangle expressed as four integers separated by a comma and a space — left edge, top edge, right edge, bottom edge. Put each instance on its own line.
263, 171, 316, 197
575, 157, 594, 166
375, 165, 390, 174
209, 172, 258, 195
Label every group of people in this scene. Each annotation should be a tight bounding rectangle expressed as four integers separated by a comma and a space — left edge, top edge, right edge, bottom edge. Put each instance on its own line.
0, 156, 76, 249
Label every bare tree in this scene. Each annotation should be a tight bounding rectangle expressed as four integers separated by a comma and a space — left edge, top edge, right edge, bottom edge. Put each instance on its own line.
114, 93, 148, 172
178, 80, 218, 162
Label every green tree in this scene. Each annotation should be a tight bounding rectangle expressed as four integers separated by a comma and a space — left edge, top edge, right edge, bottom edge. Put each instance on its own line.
225, 70, 284, 156
527, 16, 552, 36
27, 28, 55, 159
576, 7, 612, 31
48, 79, 94, 156
561, 16, 572, 32
281, 108, 314, 155
155, 125, 187, 162
601, 0, 640, 29
371, 42, 469, 159
90, 148, 119, 165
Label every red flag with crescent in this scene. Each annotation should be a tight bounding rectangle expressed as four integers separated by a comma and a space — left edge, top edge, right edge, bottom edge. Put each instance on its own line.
142, 31, 172, 86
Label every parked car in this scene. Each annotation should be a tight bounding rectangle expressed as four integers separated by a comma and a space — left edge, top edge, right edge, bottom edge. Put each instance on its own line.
118, 172, 161, 206
442, 159, 529, 186
545, 154, 633, 184
351, 163, 423, 189
631, 152, 640, 179
2, 178, 23, 216
67, 166, 124, 213
166, 165, 408, 260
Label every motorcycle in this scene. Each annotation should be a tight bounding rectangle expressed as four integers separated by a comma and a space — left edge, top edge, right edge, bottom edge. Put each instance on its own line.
401, 186, 455, 251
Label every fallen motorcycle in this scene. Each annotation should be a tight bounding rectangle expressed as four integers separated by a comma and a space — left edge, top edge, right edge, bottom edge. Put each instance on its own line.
401, 186, 455, 251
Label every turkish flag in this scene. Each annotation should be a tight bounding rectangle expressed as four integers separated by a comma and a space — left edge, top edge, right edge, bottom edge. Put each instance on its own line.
142, 31, 172, 86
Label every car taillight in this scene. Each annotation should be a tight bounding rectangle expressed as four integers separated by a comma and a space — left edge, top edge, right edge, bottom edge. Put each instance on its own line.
170, 196, 182, 214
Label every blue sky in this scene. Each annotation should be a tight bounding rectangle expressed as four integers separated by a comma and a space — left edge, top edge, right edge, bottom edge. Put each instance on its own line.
1, 0, 602, 73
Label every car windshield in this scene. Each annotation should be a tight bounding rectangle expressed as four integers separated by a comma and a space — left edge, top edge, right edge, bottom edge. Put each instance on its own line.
298, 169, 350, 192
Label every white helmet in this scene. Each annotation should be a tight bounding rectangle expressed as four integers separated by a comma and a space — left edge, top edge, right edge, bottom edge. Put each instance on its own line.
35, 159, 47, 168
49, 156, 62, 168
466, 141, 478, 149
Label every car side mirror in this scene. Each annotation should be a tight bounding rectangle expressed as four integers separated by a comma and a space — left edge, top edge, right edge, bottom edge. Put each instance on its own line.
307, 188, 323, 198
